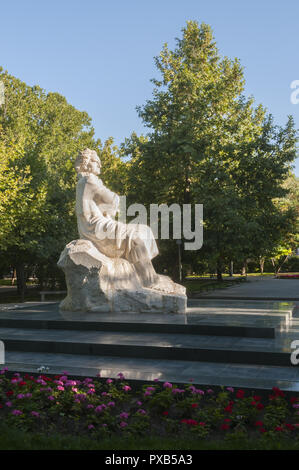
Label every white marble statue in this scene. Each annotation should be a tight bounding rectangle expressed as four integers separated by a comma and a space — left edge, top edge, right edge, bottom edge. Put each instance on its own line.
58, 148, 187, 313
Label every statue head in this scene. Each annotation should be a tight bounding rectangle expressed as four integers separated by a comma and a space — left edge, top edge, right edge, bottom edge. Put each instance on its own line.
75, 148, 101, 176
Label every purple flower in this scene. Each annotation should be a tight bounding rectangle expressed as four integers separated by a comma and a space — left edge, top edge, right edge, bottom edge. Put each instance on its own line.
31, 411, 40, 417
87, 404, 94, 409
119, 412, 129, 419
207, 389, 214, 394
17, 394, 25, 399
163, 382, 172, 389
108, 401, 115, 407
146, 387, 155, 392
137, 409, 147, 415
12, 409, 22, 416
5, 401, 12, 407
137, 401, 143, 406
95, 405, 104, 413
83, 378, 93, 384
120, 421, 128, 428
48, 396, 55, 401
88, 424, 95, 430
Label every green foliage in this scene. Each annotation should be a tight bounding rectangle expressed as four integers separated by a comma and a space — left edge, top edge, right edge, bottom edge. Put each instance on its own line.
0, 68, 124, 291
122, 21, 298, 276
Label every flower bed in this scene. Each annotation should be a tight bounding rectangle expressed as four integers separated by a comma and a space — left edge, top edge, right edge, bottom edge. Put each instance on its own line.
276, 273, 299, 279
0, 368, 299, 445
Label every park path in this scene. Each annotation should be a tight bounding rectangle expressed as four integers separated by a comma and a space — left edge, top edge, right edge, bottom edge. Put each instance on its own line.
199, 276, 299, 300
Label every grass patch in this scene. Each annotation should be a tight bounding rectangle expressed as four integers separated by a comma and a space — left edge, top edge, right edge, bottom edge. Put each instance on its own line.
0, 425, 299, 450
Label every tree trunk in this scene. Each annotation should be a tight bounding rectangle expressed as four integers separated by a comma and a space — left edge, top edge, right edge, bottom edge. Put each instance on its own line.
229, 261, 234, 277
216, 260, 223, 281
16, 263, 26, 302
11, 268, 16, 286
259, 257, 265, 274
241, 260, 247, 276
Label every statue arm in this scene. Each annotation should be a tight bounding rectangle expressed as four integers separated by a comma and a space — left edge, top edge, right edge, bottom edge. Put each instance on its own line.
89, 177, 120, 216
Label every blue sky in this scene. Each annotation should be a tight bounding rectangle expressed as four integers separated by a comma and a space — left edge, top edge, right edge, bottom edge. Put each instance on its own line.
1, 0, 298, 175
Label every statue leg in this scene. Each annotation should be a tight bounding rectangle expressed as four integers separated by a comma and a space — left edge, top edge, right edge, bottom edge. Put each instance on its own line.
127, 237, 159, 287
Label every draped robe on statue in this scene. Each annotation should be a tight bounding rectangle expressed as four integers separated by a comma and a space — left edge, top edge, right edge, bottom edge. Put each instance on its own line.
75, 173, 158, 263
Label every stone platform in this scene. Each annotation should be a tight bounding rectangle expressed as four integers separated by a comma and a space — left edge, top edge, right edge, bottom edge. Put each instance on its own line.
0, 299, 299, 391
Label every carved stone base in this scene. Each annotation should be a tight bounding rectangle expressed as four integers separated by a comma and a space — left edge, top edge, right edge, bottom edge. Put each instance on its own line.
57, 240, 187, 313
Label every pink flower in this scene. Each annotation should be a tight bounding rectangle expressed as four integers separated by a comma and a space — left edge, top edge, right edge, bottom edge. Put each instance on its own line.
163, 382, 172, 389
120, 421, 128, 428
123, 385, 131, 392
207, 389, 214, 394
137, 409, 147, 415
137, 401, 143, 406
12, 409, 22, 416
119, 412, 129, 419
227, 387, 234, 393
95, 405, 104, 413
88, 424, 95, 430
106, 379, 113, 384
5, 401, 12, 407
57, 386, 64, 391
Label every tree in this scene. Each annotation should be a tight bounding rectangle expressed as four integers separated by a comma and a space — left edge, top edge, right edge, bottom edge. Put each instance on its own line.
122, 21, 297, 279
0, 68, 124, 299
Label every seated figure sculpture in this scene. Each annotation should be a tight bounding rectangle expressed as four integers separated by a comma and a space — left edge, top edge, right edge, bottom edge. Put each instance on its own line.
58, 148, 187, 313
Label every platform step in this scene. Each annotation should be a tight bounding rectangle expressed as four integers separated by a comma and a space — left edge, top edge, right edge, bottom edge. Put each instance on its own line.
0, 327, 295, 367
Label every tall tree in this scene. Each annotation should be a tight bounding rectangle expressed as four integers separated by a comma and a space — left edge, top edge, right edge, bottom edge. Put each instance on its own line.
123, 21, 297, 279
0, 68, 122, 298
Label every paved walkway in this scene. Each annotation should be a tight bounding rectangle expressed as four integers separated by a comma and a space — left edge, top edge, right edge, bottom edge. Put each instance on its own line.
199, 276, 299, 300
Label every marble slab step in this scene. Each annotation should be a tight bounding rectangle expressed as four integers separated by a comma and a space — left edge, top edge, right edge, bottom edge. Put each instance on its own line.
0, 316, 275, 339
3, 351, 299, 392
0, 327, 296, 367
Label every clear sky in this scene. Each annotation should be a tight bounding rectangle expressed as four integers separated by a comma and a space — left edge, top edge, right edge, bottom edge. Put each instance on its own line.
1, 0, 298, 175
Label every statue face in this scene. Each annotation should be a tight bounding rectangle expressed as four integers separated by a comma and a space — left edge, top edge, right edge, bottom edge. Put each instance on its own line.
88, 153, 101, 175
